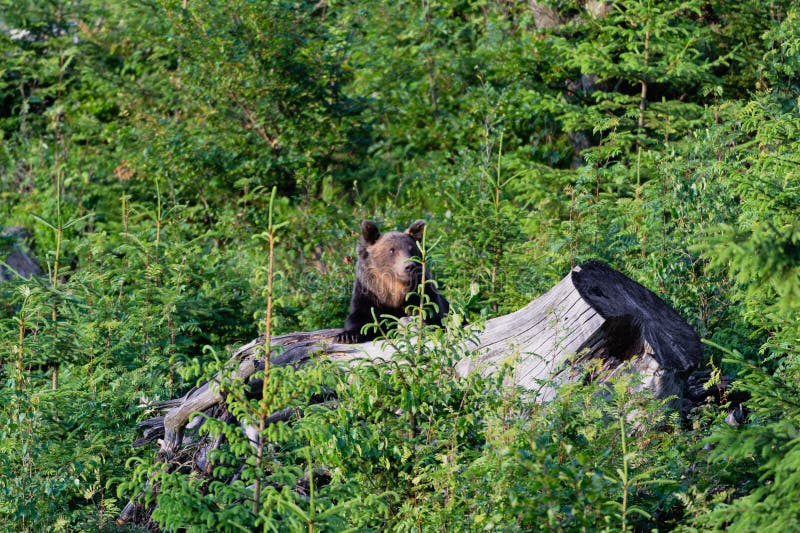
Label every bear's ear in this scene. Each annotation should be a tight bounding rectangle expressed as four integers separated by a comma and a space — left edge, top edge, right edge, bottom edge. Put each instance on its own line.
361, 220, 380, 245
405, 219, 426, 241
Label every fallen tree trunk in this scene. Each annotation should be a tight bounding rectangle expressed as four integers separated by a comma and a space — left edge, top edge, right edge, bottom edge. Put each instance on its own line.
118, 260, 702, 526
458, 259, 702, 399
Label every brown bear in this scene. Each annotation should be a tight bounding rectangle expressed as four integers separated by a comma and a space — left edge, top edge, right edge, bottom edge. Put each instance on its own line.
335, 219, 449, 343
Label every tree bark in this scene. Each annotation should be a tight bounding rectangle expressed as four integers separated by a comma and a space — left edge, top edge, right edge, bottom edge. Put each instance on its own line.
0, 227, 44, 280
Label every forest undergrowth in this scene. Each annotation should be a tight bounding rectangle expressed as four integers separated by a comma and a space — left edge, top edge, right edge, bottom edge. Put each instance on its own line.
1, 1, 799, 530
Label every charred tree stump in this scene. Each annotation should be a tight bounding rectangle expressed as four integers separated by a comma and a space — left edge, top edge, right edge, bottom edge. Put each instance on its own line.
457, 260, 702, 400
118, 260, 702, 526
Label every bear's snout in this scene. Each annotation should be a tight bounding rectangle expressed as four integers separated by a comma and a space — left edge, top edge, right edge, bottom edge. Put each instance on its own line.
399, 258, 422, 283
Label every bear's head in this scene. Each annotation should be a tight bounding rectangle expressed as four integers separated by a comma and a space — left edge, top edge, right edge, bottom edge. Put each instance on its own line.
357, 219, 426, 308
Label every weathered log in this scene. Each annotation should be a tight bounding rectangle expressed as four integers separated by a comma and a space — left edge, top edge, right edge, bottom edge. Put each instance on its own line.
455, 259, 701, 400
118, 260, 702, 526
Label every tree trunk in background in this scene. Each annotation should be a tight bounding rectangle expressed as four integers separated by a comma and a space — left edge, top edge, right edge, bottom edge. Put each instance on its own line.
0, 227, 44, 280
528, 1, 611, 166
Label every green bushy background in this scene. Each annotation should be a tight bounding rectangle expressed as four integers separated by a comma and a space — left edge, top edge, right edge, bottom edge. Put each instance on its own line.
1, 1, 799, 530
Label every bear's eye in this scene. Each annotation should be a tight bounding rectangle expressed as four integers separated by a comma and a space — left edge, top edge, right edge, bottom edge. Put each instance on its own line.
389, 248, 395, 254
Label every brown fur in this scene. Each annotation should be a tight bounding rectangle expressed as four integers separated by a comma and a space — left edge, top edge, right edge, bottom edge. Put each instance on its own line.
335, 219, 450, 343
362, 267, 411, 309
358, 231, 419, 307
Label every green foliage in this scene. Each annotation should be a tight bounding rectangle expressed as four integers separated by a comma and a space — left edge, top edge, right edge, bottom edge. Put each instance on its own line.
2, 0, 800, 529
136, 0, 366, 202
677, 12, 800, 527
455, 379, 688, 531
677, 342, 800, 532
704, 91, 800, 339
550, 0, 723, 162
142, 358, 351, 532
